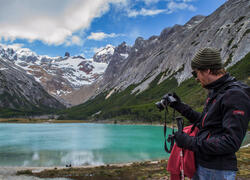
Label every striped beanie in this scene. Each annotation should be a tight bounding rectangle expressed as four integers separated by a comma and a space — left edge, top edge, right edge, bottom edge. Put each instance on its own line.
191, 47, 223, 70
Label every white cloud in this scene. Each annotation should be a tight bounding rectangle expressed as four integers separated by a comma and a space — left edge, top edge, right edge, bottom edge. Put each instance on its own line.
182, 0, 196, 2
127, 8, 167, 17
0, 0, 126, 46
126, 0, 196, 17
176, 0, 196, 2
87, 32, 123, 41
167, 1, 196, 12
142, 0, 161, 5
65, 35, 82, 46
0, 43, 25, 50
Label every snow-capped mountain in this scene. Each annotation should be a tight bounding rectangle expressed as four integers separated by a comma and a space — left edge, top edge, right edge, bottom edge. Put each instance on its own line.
0, 44, 108, 102
62, 42, 131, 106
93, 44, 115, 63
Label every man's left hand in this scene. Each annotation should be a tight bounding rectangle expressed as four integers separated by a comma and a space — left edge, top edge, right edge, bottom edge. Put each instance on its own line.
174, 131, 194, 150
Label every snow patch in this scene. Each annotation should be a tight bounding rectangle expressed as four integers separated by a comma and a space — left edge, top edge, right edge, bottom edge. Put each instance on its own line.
0, 67, 8, 71
120, 53, 129, 59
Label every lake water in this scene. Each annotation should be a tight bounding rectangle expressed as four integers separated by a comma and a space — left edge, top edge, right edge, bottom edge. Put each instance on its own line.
1, 123, 249, 168
0, 123, 169, 167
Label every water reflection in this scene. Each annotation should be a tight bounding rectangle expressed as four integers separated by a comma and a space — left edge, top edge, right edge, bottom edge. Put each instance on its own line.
0, 123, 168, 167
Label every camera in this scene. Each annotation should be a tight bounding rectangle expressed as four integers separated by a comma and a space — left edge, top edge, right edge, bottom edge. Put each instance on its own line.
155, 93, 177, 111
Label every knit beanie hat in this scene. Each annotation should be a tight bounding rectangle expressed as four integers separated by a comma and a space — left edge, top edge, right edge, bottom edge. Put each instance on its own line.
191, 47, 223, 70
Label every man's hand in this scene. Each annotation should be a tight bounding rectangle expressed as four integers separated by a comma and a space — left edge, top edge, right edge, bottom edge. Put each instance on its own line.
169, 93, 181, 108
174, 131, 194, 150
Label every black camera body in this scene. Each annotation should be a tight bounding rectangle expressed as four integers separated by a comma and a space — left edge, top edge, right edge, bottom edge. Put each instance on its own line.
155, 93, 177, 111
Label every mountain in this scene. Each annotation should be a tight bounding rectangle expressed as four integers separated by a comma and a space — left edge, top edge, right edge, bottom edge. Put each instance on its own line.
0, 45, 109, 105
0, 57, 65, 116
59, 0, 250, 120
62, 42, 131, 105
98, 0, 249, 95
93, 44, 115, 63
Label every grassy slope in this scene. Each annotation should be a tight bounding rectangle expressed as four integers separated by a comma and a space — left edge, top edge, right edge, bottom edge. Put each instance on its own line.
59, 52, 250, 123
0, 106, 62, 118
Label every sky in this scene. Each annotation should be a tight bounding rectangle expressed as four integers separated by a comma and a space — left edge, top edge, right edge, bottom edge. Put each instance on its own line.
0, 0, 227, 59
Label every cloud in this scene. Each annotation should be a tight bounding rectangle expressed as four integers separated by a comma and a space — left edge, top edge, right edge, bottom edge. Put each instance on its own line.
0, 43, 25, 50
65, 35, 82, 46
0, 0, 126, 46
127, 8, 167, 17
87, 32, 123, 41
167, 1, 196, 12
141, 0, 161, 5
182, 0, 196, 2
125, 0, 196, 17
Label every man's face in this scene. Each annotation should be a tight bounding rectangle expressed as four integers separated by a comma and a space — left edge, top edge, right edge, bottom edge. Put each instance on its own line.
192, 69, 210, 87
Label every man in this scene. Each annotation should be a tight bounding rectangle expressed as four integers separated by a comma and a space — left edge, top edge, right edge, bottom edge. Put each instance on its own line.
170, 47, 250, 180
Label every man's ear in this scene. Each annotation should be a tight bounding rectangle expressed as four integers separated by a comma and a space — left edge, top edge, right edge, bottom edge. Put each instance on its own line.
200, 69, 210, 75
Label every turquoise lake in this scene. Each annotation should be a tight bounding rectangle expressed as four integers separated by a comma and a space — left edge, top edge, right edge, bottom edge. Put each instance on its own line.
0, 123, 170, 167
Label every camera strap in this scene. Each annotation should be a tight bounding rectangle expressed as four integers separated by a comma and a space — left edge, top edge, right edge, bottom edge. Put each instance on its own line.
164, 107, 176, 153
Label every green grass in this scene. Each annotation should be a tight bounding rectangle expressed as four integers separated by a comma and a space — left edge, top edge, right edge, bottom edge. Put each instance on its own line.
227, 52, 250, 85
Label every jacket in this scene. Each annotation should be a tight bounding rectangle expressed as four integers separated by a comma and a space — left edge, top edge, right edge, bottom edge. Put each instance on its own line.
174, 73, 250, 171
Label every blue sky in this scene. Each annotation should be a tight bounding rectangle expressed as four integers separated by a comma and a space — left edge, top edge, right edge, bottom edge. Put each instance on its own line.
0, 0, 227, 59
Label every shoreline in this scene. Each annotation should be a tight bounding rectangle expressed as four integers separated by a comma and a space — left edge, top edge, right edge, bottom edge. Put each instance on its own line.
7, 160, 170, 180
0, 118, 166, 126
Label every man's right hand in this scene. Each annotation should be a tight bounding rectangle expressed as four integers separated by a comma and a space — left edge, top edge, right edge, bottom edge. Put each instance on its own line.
169, 92, 181, 108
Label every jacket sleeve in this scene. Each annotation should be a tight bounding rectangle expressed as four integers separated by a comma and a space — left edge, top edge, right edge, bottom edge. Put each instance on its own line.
190, 89, 250, 155
174, 102, 201, 124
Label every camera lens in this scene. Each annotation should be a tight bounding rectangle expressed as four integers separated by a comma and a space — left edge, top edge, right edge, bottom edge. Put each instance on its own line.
155, 100, 165, 111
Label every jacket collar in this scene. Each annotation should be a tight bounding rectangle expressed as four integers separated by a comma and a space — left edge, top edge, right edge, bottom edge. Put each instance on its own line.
204, 73, 235, 91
